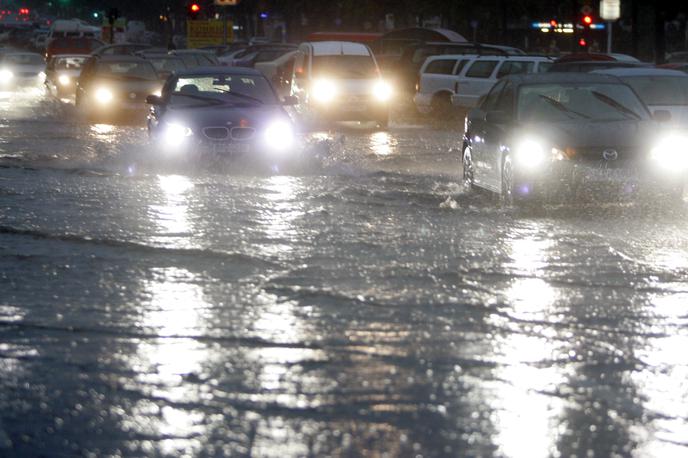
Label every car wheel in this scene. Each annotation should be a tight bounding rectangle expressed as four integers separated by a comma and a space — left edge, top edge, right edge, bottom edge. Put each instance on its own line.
500, 156, 515, 207
430, 92, 452, 118
462, 145, 475, 190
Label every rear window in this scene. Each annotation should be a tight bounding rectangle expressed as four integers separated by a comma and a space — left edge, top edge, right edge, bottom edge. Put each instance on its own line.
425, 59, 456, 75
466, 61, 498, 78
497, 61, 534, 78
623, 76, 688, 106
96, 61, 158, 80
312, 55, 378, 79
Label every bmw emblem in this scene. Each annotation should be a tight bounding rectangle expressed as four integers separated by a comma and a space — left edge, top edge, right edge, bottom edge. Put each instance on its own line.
602, 149, 618, 161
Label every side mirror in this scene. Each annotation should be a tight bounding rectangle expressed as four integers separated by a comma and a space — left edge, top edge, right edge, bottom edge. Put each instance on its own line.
485, 110, 512, 124
653, 109, 672, 122
282, 95, 298, 106
146, 94, 163, 105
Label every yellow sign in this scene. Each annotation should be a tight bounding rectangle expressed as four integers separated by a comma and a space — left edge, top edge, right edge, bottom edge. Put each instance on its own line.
187, 19, 232, 48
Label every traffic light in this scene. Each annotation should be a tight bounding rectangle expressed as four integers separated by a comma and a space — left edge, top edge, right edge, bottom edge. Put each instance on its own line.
582, 15, 593, 26
188, 3, 201, 19
578, 38, 587, 48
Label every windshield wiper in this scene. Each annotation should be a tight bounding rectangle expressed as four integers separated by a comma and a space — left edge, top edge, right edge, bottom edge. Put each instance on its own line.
173, 93, 224, 106
591, 91, 642, 120
214, 88, 264, 104
538, 94, 590, 119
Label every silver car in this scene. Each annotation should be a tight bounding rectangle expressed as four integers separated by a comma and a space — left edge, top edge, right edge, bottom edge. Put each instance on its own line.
0, 52, 46, 89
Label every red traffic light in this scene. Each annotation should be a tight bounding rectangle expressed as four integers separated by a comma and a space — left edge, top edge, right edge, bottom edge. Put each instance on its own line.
578, 38, 587, 47
190, 4, 201, 12
583, 15, 592, 25
19, 8, 30, 15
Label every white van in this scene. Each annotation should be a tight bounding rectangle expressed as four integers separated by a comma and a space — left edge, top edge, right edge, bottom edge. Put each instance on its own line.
414, 55, 553, 115
290, 41, 393, 127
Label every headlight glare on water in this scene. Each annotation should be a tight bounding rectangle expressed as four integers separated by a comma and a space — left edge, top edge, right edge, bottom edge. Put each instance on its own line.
95, 87, 113, 104
514, 138, 547, 169
373, 80, 393, 102
263, 120, 294, 152
312, 79, 337, 103
651, 135, 688, 171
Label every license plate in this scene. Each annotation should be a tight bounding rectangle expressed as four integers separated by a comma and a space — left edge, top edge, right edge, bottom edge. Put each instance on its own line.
580, 166, 636, 182
211, 143, 250, 155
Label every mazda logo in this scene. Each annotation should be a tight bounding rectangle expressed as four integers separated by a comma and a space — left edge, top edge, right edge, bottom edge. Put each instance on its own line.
602, 149, 618, 161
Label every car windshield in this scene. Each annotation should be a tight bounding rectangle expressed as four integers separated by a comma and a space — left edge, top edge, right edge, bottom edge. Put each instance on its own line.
3, 54, 44, 65
622, 76, 688, 106
517, 82, 649, 122
312, 55, 378, 79
149, 57, 186, 73
96, 61, 158, 81
169, 74, 277, 107
54, 56, 86, 70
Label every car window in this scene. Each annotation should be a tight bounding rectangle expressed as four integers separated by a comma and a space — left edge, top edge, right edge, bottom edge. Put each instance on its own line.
425, 59, 457, 75
96, 61, 158, 81
497, 61, 534, 79
494, 82, 514, 112
481, 80, 506, 111
171, 75, 277, 106
537, 62, 553, 73
623, 76, 688, 106
453, 59, 470, 75
466, 60, 498, 78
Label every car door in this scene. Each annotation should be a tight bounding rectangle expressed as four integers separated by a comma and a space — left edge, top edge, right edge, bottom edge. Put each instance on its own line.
469, 80, 505, 188
461, 59, 500, 106
483, 81, 515, 190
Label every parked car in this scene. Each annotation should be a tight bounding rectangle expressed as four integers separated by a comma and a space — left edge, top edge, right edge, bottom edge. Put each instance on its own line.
461, 73, 685, 205
387, 41, 525, 96
413, 54, 552, 115
0, 52, 46, 89
594, 67, 688, 125
45, 53, 89, 97
46, 37, 104, 60
230, 44, 298, 68
76, 55, 162, 121
255, 50, 298, 97
136, 52, 187, 81
290, 41, 393, 128
168, 49, 219, 68
146, 67, 297, 157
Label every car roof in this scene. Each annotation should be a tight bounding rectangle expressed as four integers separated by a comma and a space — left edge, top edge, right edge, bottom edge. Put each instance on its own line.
306, 41, 371, 56
426, 54, 551, 62
95, 55, 151, 63
592, 67, 687, 77
174, 66, 264, 77
502, 72, 623, 85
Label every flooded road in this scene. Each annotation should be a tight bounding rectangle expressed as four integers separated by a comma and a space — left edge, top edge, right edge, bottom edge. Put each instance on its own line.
1, 92, 687, 457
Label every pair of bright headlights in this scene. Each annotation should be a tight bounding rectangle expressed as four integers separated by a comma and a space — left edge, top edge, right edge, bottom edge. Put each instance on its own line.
162, 120, 294, 152
0, 70, 46, 84
513, 135, 688, 172
311, 79, 393, 104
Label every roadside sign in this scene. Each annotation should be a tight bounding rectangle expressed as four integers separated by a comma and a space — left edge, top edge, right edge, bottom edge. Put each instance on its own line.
187, 19, 232, 48
214, 0, 240, 5
600, 0, 621, 21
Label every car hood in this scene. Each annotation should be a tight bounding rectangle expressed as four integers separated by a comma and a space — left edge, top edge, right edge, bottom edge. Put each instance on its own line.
518, 119, 662, 160
163, 103, 291, 131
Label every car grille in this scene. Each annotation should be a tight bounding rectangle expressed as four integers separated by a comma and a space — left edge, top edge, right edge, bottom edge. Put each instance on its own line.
203, 127, 229, 140
574, 147, 639, 168
230, 127, 255, 141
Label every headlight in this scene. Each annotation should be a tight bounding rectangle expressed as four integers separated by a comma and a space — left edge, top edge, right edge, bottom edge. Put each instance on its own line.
312, 79, 337, 103
514, 138, 547, 169
0, 69, 13, 83
38, 72, 46, 82
373, 80, 393, 102
163, 123, 193, 146
95, 87, 113, 105
58, 74, 71, 86
651, 135, 688, 171
263, 120, 294, 152
152, 90, 162, 97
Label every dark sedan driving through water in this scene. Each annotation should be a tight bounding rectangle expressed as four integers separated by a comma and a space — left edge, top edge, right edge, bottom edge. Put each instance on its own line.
146, 67, 297, 158
461, 73, 688, 204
